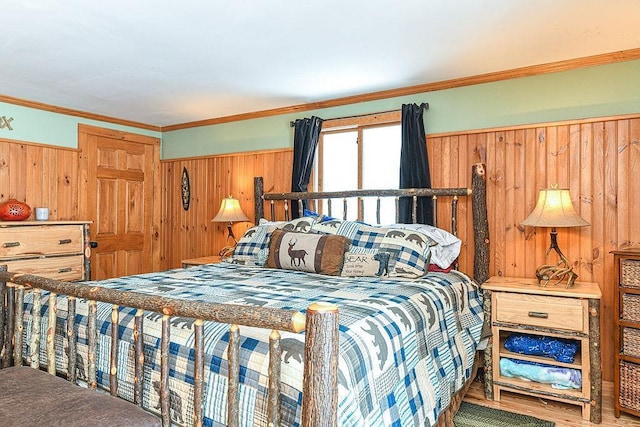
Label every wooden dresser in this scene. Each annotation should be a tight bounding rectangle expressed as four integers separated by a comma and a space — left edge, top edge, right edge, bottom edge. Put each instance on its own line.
613, 250, 640, 418
0, 221, 91, 281
482, 276, 602, 423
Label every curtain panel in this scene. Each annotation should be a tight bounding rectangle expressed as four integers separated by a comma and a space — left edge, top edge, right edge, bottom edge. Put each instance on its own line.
399, 103, 433, 225
291, 116, 323, 219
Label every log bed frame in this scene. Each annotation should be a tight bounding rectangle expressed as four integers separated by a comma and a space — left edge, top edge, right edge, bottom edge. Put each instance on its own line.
0, 163, 489, 427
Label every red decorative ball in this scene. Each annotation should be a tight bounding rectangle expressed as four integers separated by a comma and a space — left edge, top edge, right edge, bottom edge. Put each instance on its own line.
0, 199, 32, 221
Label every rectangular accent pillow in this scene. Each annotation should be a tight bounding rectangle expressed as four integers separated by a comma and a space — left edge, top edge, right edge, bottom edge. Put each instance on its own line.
266, 229, 350, 276
341, 251, 391, 277
231, 216, 320, 266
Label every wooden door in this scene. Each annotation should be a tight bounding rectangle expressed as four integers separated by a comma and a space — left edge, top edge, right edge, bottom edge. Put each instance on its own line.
78, 125, 161, 280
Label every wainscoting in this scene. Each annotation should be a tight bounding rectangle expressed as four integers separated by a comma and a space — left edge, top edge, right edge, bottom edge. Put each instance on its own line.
0, 138, 80, 221
159, 149, 293, 269
428, 114, 640, 382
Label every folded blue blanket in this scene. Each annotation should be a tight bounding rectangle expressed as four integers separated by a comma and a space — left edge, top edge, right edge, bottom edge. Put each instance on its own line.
504, 333, 578, 363
499, 358, 582, 389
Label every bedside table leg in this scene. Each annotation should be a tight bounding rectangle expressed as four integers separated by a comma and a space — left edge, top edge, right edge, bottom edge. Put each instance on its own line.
589, 298, 602, 424
482, 289, 494, 400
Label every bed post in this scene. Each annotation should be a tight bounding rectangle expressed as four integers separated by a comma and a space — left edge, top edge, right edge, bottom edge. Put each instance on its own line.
472, 163, 493, 401
5, 277, 15, 368
254, 177, 264, 225
471, 163, 489, 285
302, 303, 339, 427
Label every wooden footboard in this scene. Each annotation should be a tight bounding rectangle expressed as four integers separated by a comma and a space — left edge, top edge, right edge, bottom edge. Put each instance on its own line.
0, 267, 339, 427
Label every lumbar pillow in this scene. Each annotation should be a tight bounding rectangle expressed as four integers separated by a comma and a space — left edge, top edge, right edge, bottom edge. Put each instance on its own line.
341, 251, 391, 277
231, 216, 320, 266
266, 230, 350, 275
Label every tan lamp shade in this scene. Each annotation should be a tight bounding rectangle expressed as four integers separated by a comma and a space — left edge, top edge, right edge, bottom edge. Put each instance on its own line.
521, 188, 589, 228
211, 196, 250, 223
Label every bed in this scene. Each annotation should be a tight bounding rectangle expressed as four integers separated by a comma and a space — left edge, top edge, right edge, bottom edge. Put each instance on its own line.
0, 163, 489, 427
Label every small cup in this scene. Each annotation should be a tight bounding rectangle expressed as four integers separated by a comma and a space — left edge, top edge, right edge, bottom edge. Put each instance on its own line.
35, 207, 49, 221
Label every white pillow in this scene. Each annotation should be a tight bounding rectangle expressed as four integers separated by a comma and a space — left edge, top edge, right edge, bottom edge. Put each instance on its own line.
383, 223, 461, 269
258, 218, 285, 226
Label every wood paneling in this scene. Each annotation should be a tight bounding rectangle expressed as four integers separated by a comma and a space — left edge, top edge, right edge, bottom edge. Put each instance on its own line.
3, 113, 640, 383
159, 149, 293, 270
0, 138, 80, 221
429, 115, 640, 382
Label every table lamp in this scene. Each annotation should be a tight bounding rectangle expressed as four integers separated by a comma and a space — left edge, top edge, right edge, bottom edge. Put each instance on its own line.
521, 187, 589, 287
211, 196, 250, 257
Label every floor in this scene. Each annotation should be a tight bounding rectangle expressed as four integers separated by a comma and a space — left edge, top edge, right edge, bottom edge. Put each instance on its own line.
465, 380, 640, 426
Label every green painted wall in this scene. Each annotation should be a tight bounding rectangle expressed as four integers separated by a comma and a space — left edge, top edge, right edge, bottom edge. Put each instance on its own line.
162, 59, 640, 159
0, 102, 160, 147
2, 59, 639, 157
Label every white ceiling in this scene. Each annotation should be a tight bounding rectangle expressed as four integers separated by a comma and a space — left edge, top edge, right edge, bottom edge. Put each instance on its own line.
3, 0, 640, 128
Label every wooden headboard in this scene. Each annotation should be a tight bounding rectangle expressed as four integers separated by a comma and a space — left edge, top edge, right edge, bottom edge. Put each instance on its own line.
253, 163, 489, 284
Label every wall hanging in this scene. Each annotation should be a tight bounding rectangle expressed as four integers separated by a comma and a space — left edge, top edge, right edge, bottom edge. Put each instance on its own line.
181, 167, 190, 211
0, 115, 14, 130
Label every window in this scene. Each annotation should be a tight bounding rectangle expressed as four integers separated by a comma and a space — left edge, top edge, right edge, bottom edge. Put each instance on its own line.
315, 111, 401, 224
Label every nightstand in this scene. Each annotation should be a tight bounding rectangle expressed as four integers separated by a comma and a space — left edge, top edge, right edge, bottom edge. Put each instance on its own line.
482, 276, 602, 423
181, 255, 222, 268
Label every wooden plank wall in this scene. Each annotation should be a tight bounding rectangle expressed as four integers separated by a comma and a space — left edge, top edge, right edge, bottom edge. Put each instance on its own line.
428, 114, 640, 381
0, 138, 80, 220
2, 113, 639, 381
159, 149, 293, 269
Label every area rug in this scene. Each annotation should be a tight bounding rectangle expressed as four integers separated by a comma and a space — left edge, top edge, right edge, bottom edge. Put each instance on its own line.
453, 401, 555, 427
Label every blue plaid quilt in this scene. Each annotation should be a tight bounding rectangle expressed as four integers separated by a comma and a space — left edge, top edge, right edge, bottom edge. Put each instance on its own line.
21, 263, 483, 427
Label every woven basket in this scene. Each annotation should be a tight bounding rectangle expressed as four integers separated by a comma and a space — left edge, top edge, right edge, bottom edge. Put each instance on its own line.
622, 294, 640, 322
620, 361, 640, 412
622, 259, 640, 289
623, 328, 640, 358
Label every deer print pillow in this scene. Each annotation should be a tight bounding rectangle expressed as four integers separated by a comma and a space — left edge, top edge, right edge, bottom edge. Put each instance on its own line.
231, 216, 319, 266
266, 229, 351, 275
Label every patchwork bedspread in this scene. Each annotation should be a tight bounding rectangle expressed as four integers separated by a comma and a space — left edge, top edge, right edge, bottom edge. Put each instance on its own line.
21, 263, 483, 427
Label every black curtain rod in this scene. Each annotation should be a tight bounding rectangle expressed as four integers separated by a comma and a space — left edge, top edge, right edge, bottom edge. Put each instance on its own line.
289, 103, 429, 127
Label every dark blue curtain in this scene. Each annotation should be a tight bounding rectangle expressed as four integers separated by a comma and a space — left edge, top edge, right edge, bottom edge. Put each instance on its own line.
399, 103, 433, 224
291, 116, 323, 218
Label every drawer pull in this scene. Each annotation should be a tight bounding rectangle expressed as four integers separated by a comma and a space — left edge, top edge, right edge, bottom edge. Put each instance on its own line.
3, 242, 20, 248
528, 311, 549, 319
58, 267, 72, 273
59, 239, 72, 245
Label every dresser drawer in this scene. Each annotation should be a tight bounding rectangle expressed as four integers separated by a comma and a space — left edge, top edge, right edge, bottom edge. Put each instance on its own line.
0, 225, 84, 258
494, 292, 585, 331
3, 255, 85, 281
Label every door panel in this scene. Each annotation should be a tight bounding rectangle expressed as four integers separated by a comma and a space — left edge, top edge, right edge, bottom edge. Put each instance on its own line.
79, 125, 160, 280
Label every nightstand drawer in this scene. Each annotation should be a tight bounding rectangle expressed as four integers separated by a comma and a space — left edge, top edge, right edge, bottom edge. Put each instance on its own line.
495, 292, 584, 331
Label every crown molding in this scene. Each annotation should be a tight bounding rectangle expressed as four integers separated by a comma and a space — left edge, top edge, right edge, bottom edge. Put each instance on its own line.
3, 48, 639, 133
162, 48, 640, 131
0, 94, 161, 132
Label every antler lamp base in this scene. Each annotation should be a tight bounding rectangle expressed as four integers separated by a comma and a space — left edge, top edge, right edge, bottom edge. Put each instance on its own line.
535, 227, 578, 288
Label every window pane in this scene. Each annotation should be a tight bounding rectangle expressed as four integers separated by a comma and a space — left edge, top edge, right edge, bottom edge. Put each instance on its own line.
362, 125, 401, 224
321, 131, 357, 219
